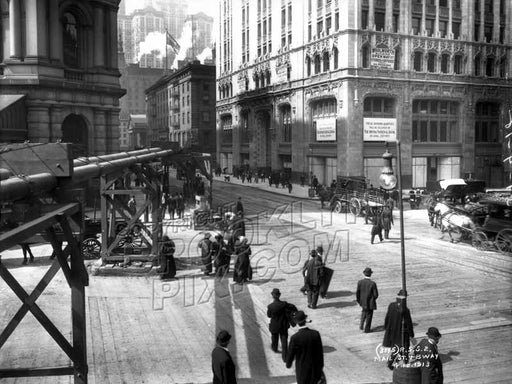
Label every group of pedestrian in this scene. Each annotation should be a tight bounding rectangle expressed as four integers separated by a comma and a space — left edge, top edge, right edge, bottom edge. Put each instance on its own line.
356, 267, 444, 383
161, 192, 185, 220
213, 287, 326, 384
369, 199, 395, 244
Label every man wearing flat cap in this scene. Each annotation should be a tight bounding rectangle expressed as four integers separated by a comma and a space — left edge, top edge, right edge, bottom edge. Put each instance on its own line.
212, 330, 237, 384
414, 327, 443, 384
286, 311, 325, 384
383, 289, 414, 368
356, 267, 379, 333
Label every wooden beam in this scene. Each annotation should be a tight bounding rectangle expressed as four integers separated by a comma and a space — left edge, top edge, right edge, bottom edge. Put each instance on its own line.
57, 215, 89, 287
0, 366, 75, 378
0, 203, 80, 252
0, 260, 61, 349
45, 229, 73, 288
0, 264, 75, 361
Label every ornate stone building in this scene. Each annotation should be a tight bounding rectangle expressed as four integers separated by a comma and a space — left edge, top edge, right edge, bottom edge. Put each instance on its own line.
216, 0, 512, 188
0, 0, 125, 157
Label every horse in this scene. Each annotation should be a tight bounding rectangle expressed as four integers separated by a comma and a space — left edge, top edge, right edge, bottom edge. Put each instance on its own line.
437, 206, 476, 243
433, 202, 452, 229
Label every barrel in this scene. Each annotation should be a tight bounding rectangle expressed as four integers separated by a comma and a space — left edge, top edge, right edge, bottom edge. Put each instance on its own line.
392, 360, 421, 384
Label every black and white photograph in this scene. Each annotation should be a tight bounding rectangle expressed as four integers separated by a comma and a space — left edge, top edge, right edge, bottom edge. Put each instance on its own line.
1, 0, 511, 383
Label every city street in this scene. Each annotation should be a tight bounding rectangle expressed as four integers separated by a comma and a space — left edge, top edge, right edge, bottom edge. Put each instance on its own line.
0, 179, 511, 383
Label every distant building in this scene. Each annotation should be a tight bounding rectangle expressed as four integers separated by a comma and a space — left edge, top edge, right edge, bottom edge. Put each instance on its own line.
216, 0, 512, 188
128, 114, 149, 149
0, 1, 125, 156
186, 13, 214, 60
145, 61, 216, 154
118, 0, 189, 69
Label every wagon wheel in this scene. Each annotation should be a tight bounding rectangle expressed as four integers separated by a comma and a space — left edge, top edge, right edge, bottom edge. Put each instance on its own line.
333, 199, 345, 213
115, 222, 128, 235
471, 230, 488, 251
495, 229, 512, 255
349, 198, 361, 216
82, 238, 101, 259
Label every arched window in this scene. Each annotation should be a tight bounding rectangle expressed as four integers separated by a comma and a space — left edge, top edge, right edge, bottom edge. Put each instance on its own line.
427, 52, 436, 72
454, 54, 463, 74
306, 56, 312, 76
362, 45, 370, 68
414, 51, 423, 71
441, 54, 450, 73
333, 47, 339, 69
63, 12, 79, 68
314, 54, 321, 74
394, 47, 401, 70
62, 114, 89, 157
474, 54, 481, 76
280, 105, 292, 142
486, 57, 495, 77
499, 57, 507, 78
266, 70, 271, 85
254, 74, 259, 89
323, 52, 330, 72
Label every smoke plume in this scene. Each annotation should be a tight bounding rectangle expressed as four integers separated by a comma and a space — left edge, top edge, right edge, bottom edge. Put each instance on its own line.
171, 20, 193, 69
137, 31, 165, 62
196, 47, 213, 64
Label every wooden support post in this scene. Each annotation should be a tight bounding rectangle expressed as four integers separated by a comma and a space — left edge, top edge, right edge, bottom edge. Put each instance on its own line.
100, 174, 109, 260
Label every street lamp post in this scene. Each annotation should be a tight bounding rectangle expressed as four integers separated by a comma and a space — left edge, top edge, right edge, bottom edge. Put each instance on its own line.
379, 140, 408, 358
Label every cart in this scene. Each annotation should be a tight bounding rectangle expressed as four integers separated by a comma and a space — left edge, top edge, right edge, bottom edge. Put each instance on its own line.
329, 176, 386, 216
470, 196, 512, 255
82, 216, 102, 259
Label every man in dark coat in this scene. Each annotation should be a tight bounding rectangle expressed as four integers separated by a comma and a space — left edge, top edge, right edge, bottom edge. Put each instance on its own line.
235, 197, 244, 217
383, 289, 414, 368
158, 235, 176, 280
212, 330, 237, 384
233, 237, 252, 284
414, 327, 443, 384
198, 232, 213, 275
267, 288, 293, 362
371, 210, 384, 244
356, 267, 379, 333
381, 205, 394, 239
303, 250, 324, 309
285, 311, 324, 384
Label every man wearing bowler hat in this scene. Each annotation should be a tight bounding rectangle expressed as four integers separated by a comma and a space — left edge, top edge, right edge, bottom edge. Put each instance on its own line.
414, 327, 443, 384
267, 288, 296, 361
286, 311, 324, 384
356, 267, 379, 333
212, 330, 237, 384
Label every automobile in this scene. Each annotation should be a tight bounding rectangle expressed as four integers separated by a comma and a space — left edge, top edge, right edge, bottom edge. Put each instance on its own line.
438, 178, 486, 203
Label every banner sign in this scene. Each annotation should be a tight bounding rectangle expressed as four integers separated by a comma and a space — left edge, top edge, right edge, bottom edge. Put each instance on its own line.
363, 118, 397, 141
370, 48, 395, 70
316, 118, 337, 141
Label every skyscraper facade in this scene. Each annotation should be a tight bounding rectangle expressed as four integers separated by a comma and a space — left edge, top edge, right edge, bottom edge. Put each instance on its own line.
216, 0, 512, 188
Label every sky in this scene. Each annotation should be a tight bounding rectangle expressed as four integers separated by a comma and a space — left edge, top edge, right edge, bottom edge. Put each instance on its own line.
124, 0, 217, 18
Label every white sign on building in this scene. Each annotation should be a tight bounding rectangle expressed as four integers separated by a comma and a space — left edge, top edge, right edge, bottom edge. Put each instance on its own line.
370, 48, 395, 70
363, 118, 397, 141
316, 118, 337, 141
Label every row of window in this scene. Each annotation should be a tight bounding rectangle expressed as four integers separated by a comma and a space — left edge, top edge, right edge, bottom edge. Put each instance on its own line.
220, 99, 500, 145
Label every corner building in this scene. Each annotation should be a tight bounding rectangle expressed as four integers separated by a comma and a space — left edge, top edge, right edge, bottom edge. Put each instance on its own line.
216, 0, 512, 188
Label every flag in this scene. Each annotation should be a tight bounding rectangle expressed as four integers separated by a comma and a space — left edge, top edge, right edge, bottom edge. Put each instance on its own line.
166, 31, 180, 54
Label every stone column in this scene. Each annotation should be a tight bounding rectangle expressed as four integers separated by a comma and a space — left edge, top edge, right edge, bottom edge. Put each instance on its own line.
27, 106, 51, 142
49, 106, 64, 141
109, 7, 118, 69
435, 0, 440, 36
25, 0, 38, 57
369, 0, 375, 30
493, 0, 500, 42
385, 0, 393, 32
479, 0, 485, 41
48, 1, 62, 62
421, 0, 426, 35
94, 109, 107, 155
93, 6, 104, 67
1, 6, 9, 62
448, 0, 453, 36
9, 0, 21, 59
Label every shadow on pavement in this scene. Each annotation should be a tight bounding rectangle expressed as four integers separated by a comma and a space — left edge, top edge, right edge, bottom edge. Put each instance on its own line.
323, 345, 337, 353
324, 290, 353, 298
316, 300, 358, 309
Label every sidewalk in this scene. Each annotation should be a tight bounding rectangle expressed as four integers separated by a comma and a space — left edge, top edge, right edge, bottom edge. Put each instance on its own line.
212, 174, 316, 200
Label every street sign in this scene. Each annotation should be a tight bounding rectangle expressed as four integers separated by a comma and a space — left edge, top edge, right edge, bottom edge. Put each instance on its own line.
363, 118, 397, 141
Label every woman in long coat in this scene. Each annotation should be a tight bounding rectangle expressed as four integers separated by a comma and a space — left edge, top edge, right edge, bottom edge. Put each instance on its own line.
159, 235, 176, 279
233, 237, 252, 284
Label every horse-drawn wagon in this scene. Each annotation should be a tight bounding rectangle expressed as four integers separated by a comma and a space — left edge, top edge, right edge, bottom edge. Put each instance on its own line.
470, 195, 512, 255
329, 176, 387, 216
